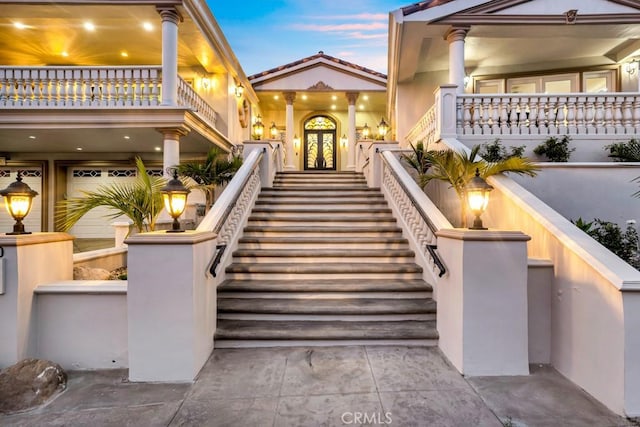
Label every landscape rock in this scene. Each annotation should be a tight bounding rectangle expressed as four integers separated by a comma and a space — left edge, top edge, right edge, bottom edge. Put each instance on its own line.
0, 358, 67, 414
73, 266, 111, 280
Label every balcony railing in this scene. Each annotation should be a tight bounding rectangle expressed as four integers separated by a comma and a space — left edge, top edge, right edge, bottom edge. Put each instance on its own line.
0, 66, 216, 128
457, 93, 640, 136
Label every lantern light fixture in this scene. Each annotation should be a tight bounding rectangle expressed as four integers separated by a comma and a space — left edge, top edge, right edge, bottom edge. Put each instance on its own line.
235, 83, 244, 98
270, 122, 279, 139
0, 171, 38, 235
377, 117, 389, 140
340, 134, 348, 149
293, 135, 301, 154
466, 168, 493, 230
362, 123, 370, 140
160, 169, 190, 233
252, 114, 264, 140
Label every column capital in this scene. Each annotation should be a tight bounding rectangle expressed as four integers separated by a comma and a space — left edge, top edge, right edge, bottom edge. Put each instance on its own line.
156, 126, 190, 139
345, 92, 359, 105
156, 7, 183, 24
283, 91, 296, 105
444, 26, 469, 43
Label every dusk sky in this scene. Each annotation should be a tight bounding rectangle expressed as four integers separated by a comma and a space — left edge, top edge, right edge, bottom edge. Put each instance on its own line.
207, 0, 408, 76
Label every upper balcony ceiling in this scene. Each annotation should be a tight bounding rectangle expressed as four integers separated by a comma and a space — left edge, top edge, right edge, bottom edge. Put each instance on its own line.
0, 4, 226, 73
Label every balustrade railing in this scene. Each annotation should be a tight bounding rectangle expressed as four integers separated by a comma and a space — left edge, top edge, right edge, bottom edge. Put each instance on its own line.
0, 66, 162, 107
380, 150, 451, 281
0, 66, 218, 129
405, 104, 437, 147
197, 148, 263, 277
457, 93, 640, 136
177, 77, 217, 126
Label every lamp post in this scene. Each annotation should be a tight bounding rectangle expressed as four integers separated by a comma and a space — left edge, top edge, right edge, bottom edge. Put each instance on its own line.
377, 117, 389, 140
0, 171, 39, 235
160, 169, 190, 233
466, 168, 493, 230
252, 114, 264, 140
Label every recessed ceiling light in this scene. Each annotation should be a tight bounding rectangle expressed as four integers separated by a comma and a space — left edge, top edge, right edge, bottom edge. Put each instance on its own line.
331, 105, 336, 110
273, 95, 279, 100
14, 22, 26, 30
142, 22, 153, 31
61, 51, 69, 57
124, 135, 130, 140
363, 95, 369, 101
331, 95, 337, 101
302, 95, 308, 100
84, 22, 95, 31
120, 51, 128, 57
28, 135, 36, 139
154, 146, 162, 151
359, 104, 365, 110
76, 147, 83, 151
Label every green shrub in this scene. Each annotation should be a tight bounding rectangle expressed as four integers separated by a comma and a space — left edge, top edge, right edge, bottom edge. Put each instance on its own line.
605, 139, 640, 162
479, 139, 525, 162
533, 135, 574, 162
572, 218, 640, 268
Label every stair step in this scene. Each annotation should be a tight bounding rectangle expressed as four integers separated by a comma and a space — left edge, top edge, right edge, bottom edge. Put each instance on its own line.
231, 249, 415, 264
258, 194, 385, 200
237, 236, 410, 250
218, 279, 432, 293
261, 188, 381, 195
226, 263, 422, 273
214, 320, 438, 343
256, 197, 385, 204
217, 298, 435, 315
247, 216, 396, 225
242, 225, 401, 233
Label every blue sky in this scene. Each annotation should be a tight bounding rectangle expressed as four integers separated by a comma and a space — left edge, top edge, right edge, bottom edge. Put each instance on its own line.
207, 0, 408, 76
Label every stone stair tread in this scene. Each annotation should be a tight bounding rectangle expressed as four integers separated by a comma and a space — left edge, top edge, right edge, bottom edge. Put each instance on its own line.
250, 207, 393, 213
215, 320, 438, 340
248, 216, 396, 222
231, 249, 415, 257
217, 298, 436, 314
242, 225, 401, 232
226, 263, 423, 273
218, 279, 432, 292
238, 236, 409, 243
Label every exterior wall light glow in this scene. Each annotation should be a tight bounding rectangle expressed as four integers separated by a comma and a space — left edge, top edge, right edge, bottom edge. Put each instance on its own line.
466, 168, 493, 230
252, 114, 264, 140
340, 134, 348, 149
362, 123, 370, 139
270, 122, 279, 139
377, 117, 389, 140
0, 171, 38, 235
161, 169, 190, 233
293, 135, 301, 154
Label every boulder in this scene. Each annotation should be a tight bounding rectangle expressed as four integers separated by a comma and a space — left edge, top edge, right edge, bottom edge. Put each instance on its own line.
0, 359, 67, 414
73, 266, 111, 280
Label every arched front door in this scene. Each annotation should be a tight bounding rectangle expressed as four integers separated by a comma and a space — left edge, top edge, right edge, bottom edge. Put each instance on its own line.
304, 116, 336, 170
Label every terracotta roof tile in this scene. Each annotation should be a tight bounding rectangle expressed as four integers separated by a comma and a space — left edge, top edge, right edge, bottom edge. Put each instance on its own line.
248, 51, 387, 81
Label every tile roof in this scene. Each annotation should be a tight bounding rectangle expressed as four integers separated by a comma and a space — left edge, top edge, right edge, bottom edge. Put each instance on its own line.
248, 51, 387, 81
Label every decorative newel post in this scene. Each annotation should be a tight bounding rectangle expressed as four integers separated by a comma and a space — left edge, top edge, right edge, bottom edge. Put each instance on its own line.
435, 229, 531, 376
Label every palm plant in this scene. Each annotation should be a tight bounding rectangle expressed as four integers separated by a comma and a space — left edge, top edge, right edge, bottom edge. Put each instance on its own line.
55, 157, 164, 234
420, 145, 539, 227
177, 147, 242, 213
401, 141, 432, 178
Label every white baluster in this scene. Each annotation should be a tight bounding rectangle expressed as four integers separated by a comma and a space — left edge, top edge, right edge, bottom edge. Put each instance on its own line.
490, 97, 500, 134
575, 97, 585, 134
633, 97, 640, 133
614, 96, 624, 134
585, 97, 596, 134
556, 97, 567, 134
547, 97, 558, 134
519, 97, 529, 134
472, 98, 481, 134
604, 96, 614, 134
500, 97, 509, 134
623, 96, 633, 133
528, 97, 539, 135
463, 99, 472, 134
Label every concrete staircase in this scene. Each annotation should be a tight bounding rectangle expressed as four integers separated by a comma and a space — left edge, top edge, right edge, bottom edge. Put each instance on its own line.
215, 171, 437, 347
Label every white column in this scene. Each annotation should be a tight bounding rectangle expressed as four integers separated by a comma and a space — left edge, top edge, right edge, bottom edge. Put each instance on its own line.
158, 7, 181, 106
346, 92, 359, 171
284, 92, 296, 170
445, 27, 468, 94
158, 128, 188, 178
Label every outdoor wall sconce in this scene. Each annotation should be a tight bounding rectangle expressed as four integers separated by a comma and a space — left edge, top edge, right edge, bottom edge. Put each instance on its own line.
466, 168, 493, 230
293, 135, 300, 155
625, 59, 638, 76
377, 117, 389, 140
362, 123, 370, 139
161, 169, 190, 233
235, 83, 244, 98
340, 134, 348, 149
252, 114, 264, 140
270, 122, 279, 139
201, 77, 211, 90
0, 171, 39, 235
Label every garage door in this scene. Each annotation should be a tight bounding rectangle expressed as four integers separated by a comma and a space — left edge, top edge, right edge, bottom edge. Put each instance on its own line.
0, 168, 43, 234
67, 167, 163, 238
